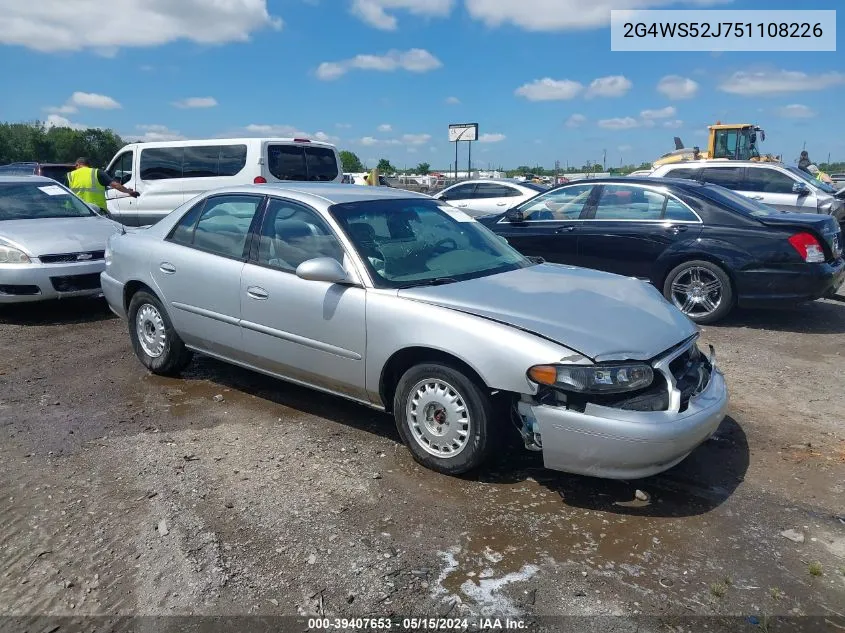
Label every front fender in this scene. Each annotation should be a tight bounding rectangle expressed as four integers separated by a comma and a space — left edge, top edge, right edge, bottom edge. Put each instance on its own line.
364, 291, 580, 406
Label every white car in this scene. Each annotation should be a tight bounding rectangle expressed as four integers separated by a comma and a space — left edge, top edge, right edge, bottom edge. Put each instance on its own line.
105, 137, 343, 226
434, 179, 547, 217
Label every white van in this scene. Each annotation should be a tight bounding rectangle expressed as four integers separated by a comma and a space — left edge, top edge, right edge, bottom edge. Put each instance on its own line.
104, 138, 342, 225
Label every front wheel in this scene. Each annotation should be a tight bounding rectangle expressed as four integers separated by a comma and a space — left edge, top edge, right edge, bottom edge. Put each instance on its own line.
393, 363, 495, 475
128, 290, 193, 375
663, 260, 734, 324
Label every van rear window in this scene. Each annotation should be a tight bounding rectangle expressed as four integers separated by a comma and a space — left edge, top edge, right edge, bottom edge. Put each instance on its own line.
267, 145, 338, 182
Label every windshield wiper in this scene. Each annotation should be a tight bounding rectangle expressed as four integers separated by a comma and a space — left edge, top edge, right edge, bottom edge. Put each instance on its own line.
398, 277, 459, 289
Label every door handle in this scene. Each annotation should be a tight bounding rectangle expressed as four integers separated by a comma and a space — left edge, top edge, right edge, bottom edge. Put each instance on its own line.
555, 226, 576, 233
496, 202, 508, 206
159, 262, 176, 274
247, 286, 269, 300
456, 203, 469, 208
664, 225, 688, 234
750, 195, 764, 200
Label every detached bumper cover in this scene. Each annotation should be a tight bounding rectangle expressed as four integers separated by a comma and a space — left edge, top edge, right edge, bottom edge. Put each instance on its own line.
531, 346, 728, 479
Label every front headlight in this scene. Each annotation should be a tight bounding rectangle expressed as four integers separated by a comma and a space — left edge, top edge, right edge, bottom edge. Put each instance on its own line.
0, 244, 31, 264
528, 363, 654, 394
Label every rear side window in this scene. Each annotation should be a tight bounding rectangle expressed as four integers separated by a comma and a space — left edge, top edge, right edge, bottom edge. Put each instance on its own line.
140, 148, 184, 181
700, 167, 745, 191
664, 168, 699, 180
442, 183, 477, 200
266, 145, 338, 182
183, 144, 248, 178
475, 183, 520, 198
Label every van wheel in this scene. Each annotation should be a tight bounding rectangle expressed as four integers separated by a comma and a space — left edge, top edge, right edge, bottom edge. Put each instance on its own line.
393, 363, 495, 475
663, 260, 733, 324
128, 291, 193, 375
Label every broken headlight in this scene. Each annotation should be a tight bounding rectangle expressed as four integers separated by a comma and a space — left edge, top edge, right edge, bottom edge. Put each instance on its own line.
528, 363, 654, 394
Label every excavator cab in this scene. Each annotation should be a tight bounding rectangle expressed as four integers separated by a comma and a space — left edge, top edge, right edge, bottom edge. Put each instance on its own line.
709, 124, 763, 161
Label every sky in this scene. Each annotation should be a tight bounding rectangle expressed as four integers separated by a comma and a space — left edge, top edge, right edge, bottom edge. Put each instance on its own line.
0, 0, 842, 170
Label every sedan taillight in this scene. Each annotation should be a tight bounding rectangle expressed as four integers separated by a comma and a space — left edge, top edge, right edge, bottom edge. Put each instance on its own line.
788, 232, 825, 263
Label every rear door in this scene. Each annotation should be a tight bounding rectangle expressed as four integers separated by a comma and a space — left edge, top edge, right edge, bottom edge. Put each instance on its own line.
438, 183, 478, 210
493, 183, 597, 265
469, 182, 523, 216
576, 184, 703, 279
743, 166, 818, 213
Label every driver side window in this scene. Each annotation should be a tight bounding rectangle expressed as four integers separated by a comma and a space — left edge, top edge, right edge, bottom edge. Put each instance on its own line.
110, 151, 134, 184
256, 198, 343, 273
518, 184, 595, 221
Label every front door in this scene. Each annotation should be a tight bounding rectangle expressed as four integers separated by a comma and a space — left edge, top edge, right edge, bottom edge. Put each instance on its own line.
105, 149, 137, 224
742, 166, 818, 213
239, 197, 367, 400
577, 184, 703, 279
494, 183, 597, 265
150, 193, 265, 358
470, 182, 523, 216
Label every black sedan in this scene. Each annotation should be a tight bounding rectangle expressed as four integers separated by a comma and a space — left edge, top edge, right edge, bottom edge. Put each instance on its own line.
480, 177, 845, 324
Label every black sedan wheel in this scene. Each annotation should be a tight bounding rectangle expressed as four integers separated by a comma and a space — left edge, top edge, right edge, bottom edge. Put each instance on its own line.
663, 260, 733, 324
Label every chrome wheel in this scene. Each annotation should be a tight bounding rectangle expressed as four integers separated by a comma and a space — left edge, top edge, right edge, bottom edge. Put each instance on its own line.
136, 303, 167, 358
406, 379, 471, 458
670, 266, 723, 319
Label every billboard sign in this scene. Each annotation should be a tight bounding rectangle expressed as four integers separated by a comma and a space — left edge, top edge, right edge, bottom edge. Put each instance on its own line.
448, 123, 479, 142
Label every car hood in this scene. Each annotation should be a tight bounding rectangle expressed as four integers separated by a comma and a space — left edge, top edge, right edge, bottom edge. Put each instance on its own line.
397, 264, 698, 362
0, 216, 122, 256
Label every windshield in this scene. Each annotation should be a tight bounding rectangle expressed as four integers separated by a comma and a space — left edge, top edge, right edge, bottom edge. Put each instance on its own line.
329, 198, 533, 288
697, 183, 784, 217
0, 182, 96, 220
785, 166, 837, 194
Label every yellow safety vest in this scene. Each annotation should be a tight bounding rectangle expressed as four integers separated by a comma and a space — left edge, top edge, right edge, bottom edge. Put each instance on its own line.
68, 167, 107, 209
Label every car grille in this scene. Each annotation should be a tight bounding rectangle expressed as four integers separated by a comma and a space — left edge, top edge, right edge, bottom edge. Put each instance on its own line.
669, 345, 712, 411
40, 251, 105, 264
50, 273, 101, 292
0, 284, 41, 296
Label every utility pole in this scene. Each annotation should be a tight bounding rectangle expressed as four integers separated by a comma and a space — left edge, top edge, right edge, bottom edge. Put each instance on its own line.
602, 149, 607, 171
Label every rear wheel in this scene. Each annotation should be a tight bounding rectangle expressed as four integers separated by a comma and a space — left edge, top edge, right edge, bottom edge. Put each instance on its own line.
393, 363, 495, 475
663, 260, 734, 324
128, 290, 193, 375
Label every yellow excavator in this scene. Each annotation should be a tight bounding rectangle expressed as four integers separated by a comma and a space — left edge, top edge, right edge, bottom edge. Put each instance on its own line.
653, 123, 781, 169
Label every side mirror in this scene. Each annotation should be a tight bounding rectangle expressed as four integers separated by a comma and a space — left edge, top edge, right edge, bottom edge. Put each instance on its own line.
495, 234, 509, 245
793, 182, 810, 196
437, 193, 447, 201
296, 257, 352, 284
505, 208, 525, 223
87, 202, 106, 215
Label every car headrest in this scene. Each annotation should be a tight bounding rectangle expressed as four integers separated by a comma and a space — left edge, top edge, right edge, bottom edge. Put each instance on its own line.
348, 222, 376, 243
275, 219, 319, 240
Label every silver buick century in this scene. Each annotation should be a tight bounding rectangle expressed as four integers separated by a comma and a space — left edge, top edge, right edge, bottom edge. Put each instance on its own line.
102, 183, 728, 478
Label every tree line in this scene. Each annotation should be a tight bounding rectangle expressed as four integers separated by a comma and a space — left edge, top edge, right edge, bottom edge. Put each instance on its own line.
0, 122, 126, 170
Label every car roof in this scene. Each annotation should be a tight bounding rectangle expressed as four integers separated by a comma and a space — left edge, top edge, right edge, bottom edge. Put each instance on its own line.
120, 137, 337, 149
656, 160, 785, 168
555, 176, 719, 192
207, 182, 431, 205
0, 175, 57, 184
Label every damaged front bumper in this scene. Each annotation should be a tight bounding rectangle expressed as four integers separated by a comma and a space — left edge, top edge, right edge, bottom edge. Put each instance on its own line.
515, 341, 729, 480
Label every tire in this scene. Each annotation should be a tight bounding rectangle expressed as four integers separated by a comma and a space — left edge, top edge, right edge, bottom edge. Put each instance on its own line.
127, 290, 193, 376
663, 260, 734, 325
393, 363, 495, 475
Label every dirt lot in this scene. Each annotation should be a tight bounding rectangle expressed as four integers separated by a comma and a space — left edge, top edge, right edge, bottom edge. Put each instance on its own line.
1, 296, 844, 631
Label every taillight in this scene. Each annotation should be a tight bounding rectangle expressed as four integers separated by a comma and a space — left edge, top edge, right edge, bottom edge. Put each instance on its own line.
788, 232, 825, 263
254, 176, 267, 184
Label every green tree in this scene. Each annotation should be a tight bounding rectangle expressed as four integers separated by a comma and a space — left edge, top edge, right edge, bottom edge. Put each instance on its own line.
339, 150, 364, 173
377, 158, 395, 173
415, 162, 431, 175
0, 121, 126, 168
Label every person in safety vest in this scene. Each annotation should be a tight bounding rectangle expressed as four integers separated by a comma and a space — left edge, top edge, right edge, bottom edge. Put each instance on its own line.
67, 157, 139, 213
807, 164, 833, 185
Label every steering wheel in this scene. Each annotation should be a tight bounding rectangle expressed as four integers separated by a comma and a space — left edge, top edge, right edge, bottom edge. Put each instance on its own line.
432, 237, 459, 252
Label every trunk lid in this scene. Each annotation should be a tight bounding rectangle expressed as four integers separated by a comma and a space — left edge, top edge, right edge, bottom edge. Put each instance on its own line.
756, 213, 841, 260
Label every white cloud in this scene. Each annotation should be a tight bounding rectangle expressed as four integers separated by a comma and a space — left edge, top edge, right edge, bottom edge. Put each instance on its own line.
350, 0, 454, 30
515, 78, 583, 101
465, 0, 729, 31
777, 104, 817, 119
640, 106, 676, 120
44, 114, 86, 130
360, 136, 379, 146
240, 123, 339, 142
585, 75, 631, 98
45, 91, 121, 115
377, 123, 393, 132
173, 97, 218, 109
357, 136, 402, 146
719, 70, 845, 96
125, 124, 186, 142
45, 104, 78, 115
445, 96, 461, 105
598, 117, 639, 130
663, 119, 684, 128
657, 75, 699, 100
316, 48, 442, 80
565, 113, 587, 128
478, 133, 506, 143
402, 133, 431, 145
0, 0, 282, 52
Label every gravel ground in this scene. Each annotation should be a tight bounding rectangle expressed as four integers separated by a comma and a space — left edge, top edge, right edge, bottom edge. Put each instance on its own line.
1, 297, 843, 631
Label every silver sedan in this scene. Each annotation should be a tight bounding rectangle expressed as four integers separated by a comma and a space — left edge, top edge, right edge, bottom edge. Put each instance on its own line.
0, 176, 122, 303
102, 183, 728, 479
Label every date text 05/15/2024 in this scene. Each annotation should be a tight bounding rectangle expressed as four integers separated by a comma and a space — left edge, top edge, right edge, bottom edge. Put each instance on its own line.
308, 617, 528, 630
